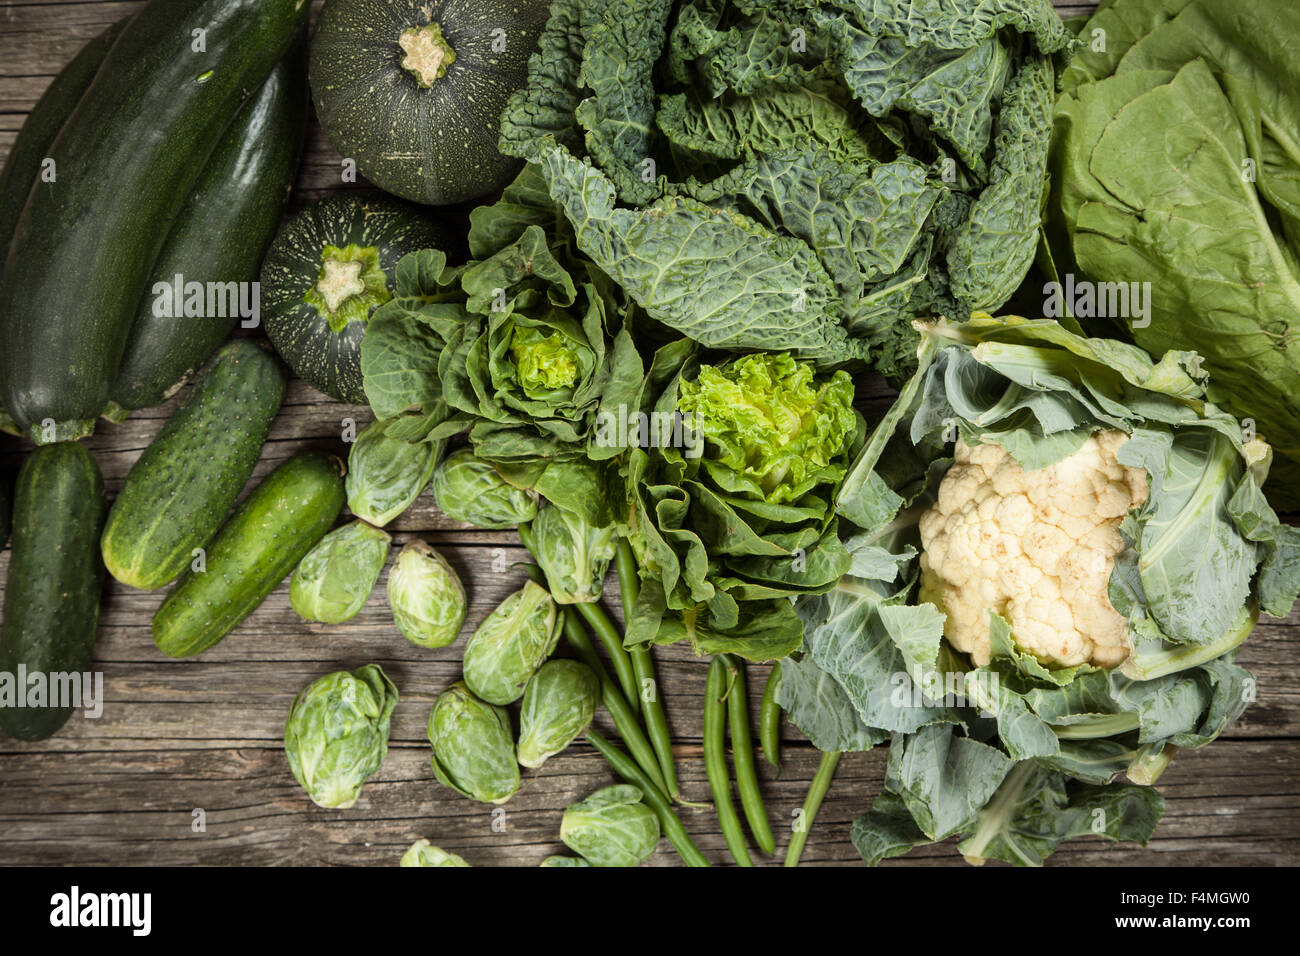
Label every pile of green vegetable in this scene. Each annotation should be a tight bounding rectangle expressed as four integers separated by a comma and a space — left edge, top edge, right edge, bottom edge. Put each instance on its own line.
2, 0, 1298, 869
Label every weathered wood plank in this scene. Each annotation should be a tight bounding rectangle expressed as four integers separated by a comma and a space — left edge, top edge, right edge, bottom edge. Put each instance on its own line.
0, 740, 1293, 867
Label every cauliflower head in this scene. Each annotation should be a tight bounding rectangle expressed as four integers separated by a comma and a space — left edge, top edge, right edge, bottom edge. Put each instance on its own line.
918, 431, 1149, 669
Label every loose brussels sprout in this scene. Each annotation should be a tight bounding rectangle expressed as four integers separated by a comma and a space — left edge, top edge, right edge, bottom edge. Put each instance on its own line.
463, 580, 563, 705
289, 520, 391, 623
346, 418, 441, 526
560, 785, 661, 867
529, 501, 617, 604
540, 856, 590, 867
431, 448, 538, 529
516, 660, 599, 768
285, 664, 398, 809
427, 681, 520, 804
400, 839, 470, 867
387, 540, 466, 648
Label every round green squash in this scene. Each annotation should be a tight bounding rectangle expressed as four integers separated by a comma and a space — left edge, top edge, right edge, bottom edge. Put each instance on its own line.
309, 0, 551, 207
260, 194, 453, 403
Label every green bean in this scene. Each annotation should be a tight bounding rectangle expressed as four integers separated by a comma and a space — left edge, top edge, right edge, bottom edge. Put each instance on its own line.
519, 561, 669, 797
705, 656, 753, 866
725, 656, 775, 855
616, 538, 679, 800
784, 750, 841, 867
587, 731, 711, 868
760, 662, 783, 769
574, 600, 639, 714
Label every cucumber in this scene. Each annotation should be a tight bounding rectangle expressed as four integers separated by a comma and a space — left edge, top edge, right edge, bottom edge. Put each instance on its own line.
0, 18, 130, 276
152, 450, 346, 657
0, 0, 309, 444
109, 37, 308, 413
0, 442, 107, 741
101, 340, 287, 590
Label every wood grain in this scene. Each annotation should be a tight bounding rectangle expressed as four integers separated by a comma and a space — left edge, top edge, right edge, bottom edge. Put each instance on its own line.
1, 0, 1297, 868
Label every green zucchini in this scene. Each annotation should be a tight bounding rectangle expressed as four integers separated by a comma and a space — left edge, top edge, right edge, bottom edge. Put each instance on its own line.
0, 442, 107, 741
0, 18, 130, 277
0, 470, 11, 549
109, 37, 309, 413
101, 340, 287, 590
152, 450, 346, 657
0, 0, 309, 444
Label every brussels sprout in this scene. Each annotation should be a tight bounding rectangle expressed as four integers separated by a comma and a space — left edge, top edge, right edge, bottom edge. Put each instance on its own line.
289, 520, 391, 623
387, 540, 466, 648
431, 448, 538, 529
560, 785, 661, 867
400, 839, 470, 867
530, 502, 617, 604
539, 856, 590, 867
285, 664, 398, 809
516, 660, 599, 768
427, 681, 520, 804
463, 580, 563, 705
346, 418, 441, 526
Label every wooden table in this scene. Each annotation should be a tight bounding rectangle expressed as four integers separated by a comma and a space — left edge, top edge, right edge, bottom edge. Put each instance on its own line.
1, 0, 1296, 867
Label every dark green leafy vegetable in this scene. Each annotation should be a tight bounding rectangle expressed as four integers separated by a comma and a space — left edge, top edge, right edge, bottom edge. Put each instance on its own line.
501, 0, 1071, 372
427, 681, 520, 804
289, 520, 390, 624
540, 856, 590, 867
516, 659, 599, 768
560, 784, 660, 867
462, 580, 562, 705
284, 664, 398, 809
387, 540, 466, 649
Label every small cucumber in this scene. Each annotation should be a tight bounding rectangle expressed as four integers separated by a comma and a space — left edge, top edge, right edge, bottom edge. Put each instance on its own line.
0, 442, 106, 741
102, 340, 287, 590
152, 450, 346, 657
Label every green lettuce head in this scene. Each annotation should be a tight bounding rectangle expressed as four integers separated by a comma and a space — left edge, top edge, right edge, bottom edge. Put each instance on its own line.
289, 520, 391, 624
560, 785, 660, 867
796, 315, 1300, 867
462, 580, 563, 705
625, 352, 863, 661
361, 166, 672, 463
284, 664, 398, 809
431, 448, 539, 528
427, 681, 520, 805
387, 540, 467, 649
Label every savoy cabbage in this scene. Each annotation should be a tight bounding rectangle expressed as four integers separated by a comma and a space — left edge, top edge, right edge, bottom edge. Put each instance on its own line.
501, 0, 1073, 377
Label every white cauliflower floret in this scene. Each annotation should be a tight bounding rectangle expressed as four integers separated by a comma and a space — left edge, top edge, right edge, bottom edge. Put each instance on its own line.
918, 431, 1149, 669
